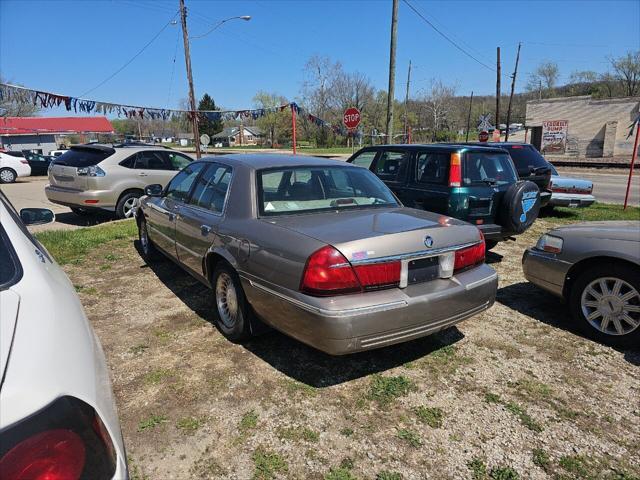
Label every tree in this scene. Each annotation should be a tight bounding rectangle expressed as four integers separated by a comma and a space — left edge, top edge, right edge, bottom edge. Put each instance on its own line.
253, 91, 290, 147
610, 50, 640, 97
301, 55, 342, 146
0, 77, 39, 116
526, 61, 559, 97
421, 79, 457, 140
197, 93, 223, 138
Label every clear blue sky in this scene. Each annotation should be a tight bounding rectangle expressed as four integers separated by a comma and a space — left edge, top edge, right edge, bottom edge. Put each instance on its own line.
1, 0, 638, 114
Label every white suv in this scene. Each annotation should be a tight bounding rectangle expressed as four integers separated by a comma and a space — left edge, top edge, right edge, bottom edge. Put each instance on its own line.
0, 152, 31, 184
45, 145, 193, 218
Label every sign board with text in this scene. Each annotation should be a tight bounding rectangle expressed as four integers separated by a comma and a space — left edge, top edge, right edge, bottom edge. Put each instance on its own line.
343, 107, 361, 130
541, 120, 568, 154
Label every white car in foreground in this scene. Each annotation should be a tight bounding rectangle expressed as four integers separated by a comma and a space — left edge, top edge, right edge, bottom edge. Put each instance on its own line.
0, 152, 31, 183
0, 192, 128, 479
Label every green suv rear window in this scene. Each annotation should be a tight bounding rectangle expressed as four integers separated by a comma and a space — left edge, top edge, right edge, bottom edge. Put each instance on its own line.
464, 152, 517, 186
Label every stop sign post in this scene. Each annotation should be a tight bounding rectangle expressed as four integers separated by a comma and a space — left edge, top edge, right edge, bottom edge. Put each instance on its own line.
344, 107, 361, 153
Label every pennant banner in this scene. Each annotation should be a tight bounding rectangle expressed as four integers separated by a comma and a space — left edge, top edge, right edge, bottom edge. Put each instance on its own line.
0, 83, 343, 134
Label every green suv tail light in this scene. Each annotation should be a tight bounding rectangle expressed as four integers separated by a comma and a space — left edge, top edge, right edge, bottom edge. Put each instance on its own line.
449, 152, 461, 187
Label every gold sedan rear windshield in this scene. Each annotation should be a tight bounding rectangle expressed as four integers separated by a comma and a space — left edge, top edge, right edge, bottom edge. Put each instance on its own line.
257, 166, 398, 215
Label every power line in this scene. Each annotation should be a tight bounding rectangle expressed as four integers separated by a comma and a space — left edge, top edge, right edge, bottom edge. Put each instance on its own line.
79, 11, 179, 98
402, 0, 496, 72
166, 27, 180, 107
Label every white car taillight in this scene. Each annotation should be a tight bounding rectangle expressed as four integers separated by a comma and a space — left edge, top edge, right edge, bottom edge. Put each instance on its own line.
77, 165, 106, 177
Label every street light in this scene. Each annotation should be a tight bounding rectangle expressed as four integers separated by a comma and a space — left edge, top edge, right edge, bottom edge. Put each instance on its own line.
190, 15, 252, 40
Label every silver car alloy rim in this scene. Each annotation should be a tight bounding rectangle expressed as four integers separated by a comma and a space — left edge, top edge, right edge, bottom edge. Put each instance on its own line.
216, 272, 238, 328
123, 197, 138, 218
0, 170, 15, 182
581, 277, 640, 336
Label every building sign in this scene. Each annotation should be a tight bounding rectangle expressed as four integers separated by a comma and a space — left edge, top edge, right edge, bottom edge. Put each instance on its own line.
542, 120, 568, 154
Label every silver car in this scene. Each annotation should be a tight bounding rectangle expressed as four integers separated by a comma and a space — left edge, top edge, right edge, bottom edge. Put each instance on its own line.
135, 154, 498, 355
548, 165, 595, 208
0, 191, 127, 478
45, 145, 193, 218
523, 221, 640, 346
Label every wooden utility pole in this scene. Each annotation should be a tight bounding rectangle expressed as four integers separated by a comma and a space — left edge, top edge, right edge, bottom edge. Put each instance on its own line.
465, 91, 474, 142
180, 0, 201, 159
495, 46, 501, 139
385, 0, 398, 144
505, 42, 521, 142
403, 60, 412, 143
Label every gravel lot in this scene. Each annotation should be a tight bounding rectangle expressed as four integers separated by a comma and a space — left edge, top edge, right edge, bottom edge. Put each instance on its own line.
61, 219, 639, 480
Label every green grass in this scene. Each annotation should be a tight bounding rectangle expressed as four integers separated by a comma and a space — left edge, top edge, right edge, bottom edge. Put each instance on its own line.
468, 458, 488, 479
176, 416, 204, 433
489, 466, 520, 480
252, 448, 288, 480
138, 414, 167, 431
368, 375, 415, 407
36, 219, 137, 265
239, 410, 259, 432
325, 467, 357, 480
144, 368, 172, 385
396, 428, 422, 448
504, 401, 543, 433
277, 425, 319, 443
414, 406, 444, 428
532, 448, 550, 471
545, 202, 640, 225
377, 472, 403, 480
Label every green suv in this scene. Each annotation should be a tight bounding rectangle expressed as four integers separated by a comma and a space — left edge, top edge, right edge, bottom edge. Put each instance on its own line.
347, 144, 541, 249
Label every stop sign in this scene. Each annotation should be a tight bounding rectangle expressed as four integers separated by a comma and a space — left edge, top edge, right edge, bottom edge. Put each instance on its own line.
478, 130, 489, 142
343, 107, 361, 130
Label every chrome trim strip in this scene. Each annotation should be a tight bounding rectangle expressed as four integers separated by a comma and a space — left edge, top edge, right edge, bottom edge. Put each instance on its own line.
147, 225, 174, 244
349, 241, 479, 265
247, 279, 407, 318
464, 272, 498, 290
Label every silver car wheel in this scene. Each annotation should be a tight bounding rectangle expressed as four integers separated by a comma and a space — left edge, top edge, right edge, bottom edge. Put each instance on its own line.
123, 197, 137, 218
216, 272, 238, 328
0, 169, 16, 183
581, 277, 640, 336
140, 222, 149, 253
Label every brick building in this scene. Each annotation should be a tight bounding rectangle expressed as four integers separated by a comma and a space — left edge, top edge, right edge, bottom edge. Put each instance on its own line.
525, 95, 639, 158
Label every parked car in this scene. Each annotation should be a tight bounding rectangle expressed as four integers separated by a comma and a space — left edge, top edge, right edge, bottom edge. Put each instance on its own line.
135, 154, 498, 355
0, 191, 128, 478
347, 144, 542, 250
457, 142, 552, 206
46, 144, 193, 218
4, 150, 54, 176
49, 149, 68, 157
523, 221, 640, 346
547, 164, 595, 208
0, 152, 31, 183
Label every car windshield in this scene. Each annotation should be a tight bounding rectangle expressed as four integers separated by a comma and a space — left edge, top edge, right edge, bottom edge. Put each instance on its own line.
53, 147, 114, 168
464, 151, 518, 186
257, 165, 399, 215
502, 145, 549, 173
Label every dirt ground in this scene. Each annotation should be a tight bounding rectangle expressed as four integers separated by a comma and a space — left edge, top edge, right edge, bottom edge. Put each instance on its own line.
63, 219, 639, 480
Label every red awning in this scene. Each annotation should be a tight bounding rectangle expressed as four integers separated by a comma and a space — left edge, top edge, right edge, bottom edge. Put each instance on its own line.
0, 117, 114, 135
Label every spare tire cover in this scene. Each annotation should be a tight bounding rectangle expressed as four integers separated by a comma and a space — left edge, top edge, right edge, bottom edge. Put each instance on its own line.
498, 181, 541, 234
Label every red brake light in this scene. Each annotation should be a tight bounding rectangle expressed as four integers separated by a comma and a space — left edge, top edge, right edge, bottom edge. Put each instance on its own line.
454, 233, 486, 273
511, 145, 524, 149
354, 261, 401, 289
301, 246, 401, 296
20, 159, 29, 164
301, 246, 361, 296
0, 430, 85, 480
449, 152, 461, 187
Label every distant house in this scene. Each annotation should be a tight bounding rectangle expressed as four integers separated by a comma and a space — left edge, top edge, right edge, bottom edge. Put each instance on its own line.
212, 126, 264, 147
0, 116, 114, 155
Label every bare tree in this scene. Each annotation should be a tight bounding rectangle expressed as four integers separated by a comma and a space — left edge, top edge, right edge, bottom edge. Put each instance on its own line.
526, 61, 559, 97
333, 71, 375, 113
421, 79, 457, 140
569, 70, 599, 84
0, 77, 40, 116
610, 50, 640, 97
